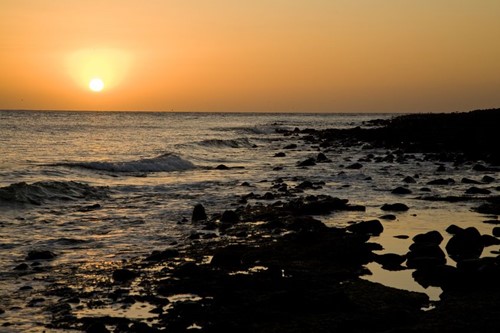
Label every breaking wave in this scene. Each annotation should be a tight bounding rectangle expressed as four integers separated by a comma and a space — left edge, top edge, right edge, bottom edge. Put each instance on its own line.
0, 181, 108, 205
215, 126, 281, 135
196, 138, 255, 148
58, 153, 195, 173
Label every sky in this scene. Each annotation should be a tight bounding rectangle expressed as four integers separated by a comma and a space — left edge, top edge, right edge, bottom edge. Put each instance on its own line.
1, 0, 499, 113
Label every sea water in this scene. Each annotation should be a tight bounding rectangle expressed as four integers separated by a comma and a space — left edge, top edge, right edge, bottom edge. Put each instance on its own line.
0, 111, 498, 330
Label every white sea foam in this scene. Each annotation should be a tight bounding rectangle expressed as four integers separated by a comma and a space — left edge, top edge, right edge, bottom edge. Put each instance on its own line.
59, 153, 195, 173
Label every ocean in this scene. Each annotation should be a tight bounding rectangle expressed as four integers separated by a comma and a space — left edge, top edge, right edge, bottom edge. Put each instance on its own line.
0, 110, 497, 331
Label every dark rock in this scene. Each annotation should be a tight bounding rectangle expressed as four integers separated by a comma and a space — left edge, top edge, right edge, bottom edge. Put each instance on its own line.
475, 202, 500, 215
283, 144, 297, 149
215, 164, 230, 170
391, 187, 412, 195
482, 234, 500, 246
412, 264, 457, 289
241, 182, 251, 186
283, 195, 365, 215
77, 203, 102, 212
262, 192, 275, 200
26, 250, 56, 260
445, 227, 484, 261
403, 176, 416, 184
191, 204, 207, 222
482, 175, 495, 183
473, 164, 487, 171
67, 297, 80, 304
297, 158, 316, 167
380, 214, 397, 221
85, 322, 110, 333
407, 243, 446, 269
130, 322, 155, 333
173, 262, 202, 278
462, 177, 481, 184
407, 255, 446, 270
27, 298, 45, 307
446, 224, 464, 235
456, 257, 499, 275
381, 203, 409, 212
287, 216, 328, 233
316, 153, 331, 162
146, 249, 179, 261
346, 162, 363, 169
436, 165, 446, 172
413, 231, 443, 245
274, 152, 286, 157
112, 269, 137, 282
0, 308, 4, 315
394, 235, 409, 239
347, 220, 383, 235
427, 178, 455, 185
483, 219, 500, 225
211, 245, 249, 267
220, 210, 239, 223
374, 253, 406, 270
296, 181, 314, 190
493, 227, 500, 237
14, 263, 29, 270
465, 187, 491, 195
419, 187, 431, 192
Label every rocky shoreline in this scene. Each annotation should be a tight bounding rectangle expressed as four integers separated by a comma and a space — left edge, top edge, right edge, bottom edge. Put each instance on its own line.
3, 109, 500, 332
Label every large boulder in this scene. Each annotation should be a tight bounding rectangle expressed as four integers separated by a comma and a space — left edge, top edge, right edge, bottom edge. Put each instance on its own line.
112, 269, 137, 282
347, 220, 383, 236
445, 224, 464, 235
391, 187, 412, 195
26, 250, 57, 261
316, 153, 331, 163
445, 227, 484, 261
192, 204, 207, 222
381, 203, 409, 212
412, 230, 443, 245
287, 216, 327, 233
461, 177, 481, 184
403, 176, 416, 183
465, 187, 491, 195
220, 210, 239, 223
406, 243, 446, 269
374, 253, 406, 270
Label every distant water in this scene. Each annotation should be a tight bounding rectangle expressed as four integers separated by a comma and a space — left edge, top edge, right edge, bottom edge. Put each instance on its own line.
0, 111, 498, 330
0, 111, 382, 282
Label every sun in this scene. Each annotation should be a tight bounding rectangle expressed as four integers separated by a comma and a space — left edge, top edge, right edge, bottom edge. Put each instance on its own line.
89, 78, 104, 92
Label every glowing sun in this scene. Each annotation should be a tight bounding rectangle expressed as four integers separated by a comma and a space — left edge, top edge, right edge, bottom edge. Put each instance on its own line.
89, 78, 104, 92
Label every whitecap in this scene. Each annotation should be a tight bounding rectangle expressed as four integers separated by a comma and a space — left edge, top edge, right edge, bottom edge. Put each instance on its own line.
57, 153, 195, 173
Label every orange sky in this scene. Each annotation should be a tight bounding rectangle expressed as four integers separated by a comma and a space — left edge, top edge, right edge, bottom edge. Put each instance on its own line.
1, 1, 499, 112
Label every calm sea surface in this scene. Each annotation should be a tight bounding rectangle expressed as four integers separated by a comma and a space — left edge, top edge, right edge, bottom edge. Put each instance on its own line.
0, 111, 497, 330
